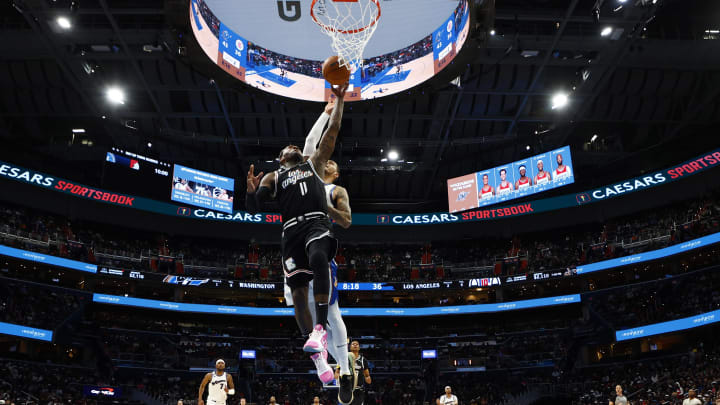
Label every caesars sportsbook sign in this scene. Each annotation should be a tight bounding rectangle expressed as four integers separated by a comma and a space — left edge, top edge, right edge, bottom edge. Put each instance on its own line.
0, 148, 719, 226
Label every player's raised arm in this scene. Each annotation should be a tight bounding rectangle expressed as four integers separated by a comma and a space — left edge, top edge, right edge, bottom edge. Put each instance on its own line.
310, 83, 348, 179
197, 372, 211, 405
303, 100, 335, 157
245, 164, 276, 214
327, 186, 352, 229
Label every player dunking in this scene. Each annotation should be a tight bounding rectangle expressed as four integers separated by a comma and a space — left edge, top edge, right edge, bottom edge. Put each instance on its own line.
282, 100, 355, 398
245, 83, 355, 404
197, 359, 235, 405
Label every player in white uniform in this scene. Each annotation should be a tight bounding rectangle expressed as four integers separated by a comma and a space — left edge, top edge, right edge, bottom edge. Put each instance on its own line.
437, 386, 458, 405
554, 153, 572, 179
514, 165, 533, 190
198, 359, 235, 405
534, 160, 551, 185
496, 169, 514, 196
280, 101, 356, 403
478, 174, 494, 201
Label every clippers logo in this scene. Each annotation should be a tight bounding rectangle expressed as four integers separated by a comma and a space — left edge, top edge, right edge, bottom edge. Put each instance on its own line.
576, 193, 591, 204
456, 191, 469, 202
377, 215, 390, 224
235, 39, 244, 51
177, 207, 191, 216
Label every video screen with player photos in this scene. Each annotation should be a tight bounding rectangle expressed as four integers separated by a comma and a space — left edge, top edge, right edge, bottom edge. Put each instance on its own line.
447, 146, 575, 213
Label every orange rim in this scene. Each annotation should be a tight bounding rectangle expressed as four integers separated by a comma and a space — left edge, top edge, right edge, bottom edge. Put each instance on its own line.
310, 0, 381, 35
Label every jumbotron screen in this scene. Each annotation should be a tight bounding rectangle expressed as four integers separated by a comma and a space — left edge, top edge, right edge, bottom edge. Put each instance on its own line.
189, 0, 470, 101
447, 146, 575, 213
171, 164, 235, 214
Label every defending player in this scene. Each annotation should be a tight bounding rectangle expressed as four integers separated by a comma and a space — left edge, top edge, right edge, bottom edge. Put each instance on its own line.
534, 160, 551, 185
514, 165, 533, 190
554, 153, 572, 180
197, 359, 235, 405
245, 83, 355, 404
478, 173, 494, 201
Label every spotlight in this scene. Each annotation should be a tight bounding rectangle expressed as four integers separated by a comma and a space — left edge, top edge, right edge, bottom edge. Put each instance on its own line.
489, 29, 496, 36
72, 128, 85, 133
591, 134, 598, 142
56, 16, 72, 29
551, 92, 569, 110
526, 145, 531, 151
388, 150, 399, 161
106, 87, 125, 105
601, 26, 613, 37
147, 142, 152, 148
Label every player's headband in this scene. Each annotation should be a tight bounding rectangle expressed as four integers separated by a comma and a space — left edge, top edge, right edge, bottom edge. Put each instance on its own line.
216, 359, 225, 365
519, 165, 526, 171
537, 159, 543, 165
445, 386, 451, 390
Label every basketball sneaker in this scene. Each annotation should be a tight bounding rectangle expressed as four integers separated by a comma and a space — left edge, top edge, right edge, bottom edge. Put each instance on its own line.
337, 352, 356, 404
310, 349, 334, 384
303, 324, 328, 353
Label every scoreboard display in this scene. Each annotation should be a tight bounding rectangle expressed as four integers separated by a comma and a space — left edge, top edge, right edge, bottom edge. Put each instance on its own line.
103, 149, 171, 201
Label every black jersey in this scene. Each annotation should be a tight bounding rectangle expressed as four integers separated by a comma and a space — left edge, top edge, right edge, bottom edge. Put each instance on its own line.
275, 160, 328, 220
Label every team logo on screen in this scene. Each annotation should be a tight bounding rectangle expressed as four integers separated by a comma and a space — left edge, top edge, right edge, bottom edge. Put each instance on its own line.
177, 207, 191, 216
575, 193, 591, 204
235, 39, 244, 51
377, 215, 390, 224
456, 191, 469, 201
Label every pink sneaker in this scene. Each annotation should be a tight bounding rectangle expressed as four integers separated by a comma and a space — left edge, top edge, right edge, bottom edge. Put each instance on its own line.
303, 324, 328, 353
310, 349, 334, 384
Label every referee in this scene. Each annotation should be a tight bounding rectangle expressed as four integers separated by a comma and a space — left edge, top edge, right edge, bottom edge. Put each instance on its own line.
348, 340, 371, 405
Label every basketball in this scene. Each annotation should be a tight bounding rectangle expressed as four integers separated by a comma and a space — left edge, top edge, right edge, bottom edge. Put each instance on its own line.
322, 55, 350, 86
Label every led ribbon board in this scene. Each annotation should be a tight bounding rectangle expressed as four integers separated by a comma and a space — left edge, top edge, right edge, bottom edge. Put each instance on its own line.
0, 149, 719, 225
0, 321, 53, 342
616, 310, 720, 341
93, 293, 580, 317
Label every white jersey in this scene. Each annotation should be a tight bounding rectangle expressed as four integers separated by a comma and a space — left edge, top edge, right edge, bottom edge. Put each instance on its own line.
683, 399, 702, 405
554, 165, 572, 179
207, 372, 228, 404
325, 184, 337, 208
439, 394, 458, 405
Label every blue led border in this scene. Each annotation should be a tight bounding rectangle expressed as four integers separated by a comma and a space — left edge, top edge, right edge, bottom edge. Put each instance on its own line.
615, 310, 720, 341
92, 293, 580, 317
0, 321, 53, 342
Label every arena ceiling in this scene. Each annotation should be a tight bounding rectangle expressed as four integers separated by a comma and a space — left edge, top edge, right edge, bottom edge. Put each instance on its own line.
0, 0, 719, 212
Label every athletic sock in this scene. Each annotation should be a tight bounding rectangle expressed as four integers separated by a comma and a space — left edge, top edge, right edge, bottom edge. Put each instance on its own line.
316, 302, 329, 329
339, 346, 352, 375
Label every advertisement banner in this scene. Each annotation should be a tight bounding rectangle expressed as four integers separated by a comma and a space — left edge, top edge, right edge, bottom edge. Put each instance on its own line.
1, 149, 719, 226
93, 293, 580, 317
0, 321, 53, 342
616, 310, 720, 341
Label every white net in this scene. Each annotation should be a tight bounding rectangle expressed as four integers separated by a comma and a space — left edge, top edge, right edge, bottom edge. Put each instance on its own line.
311, 0, 381, 68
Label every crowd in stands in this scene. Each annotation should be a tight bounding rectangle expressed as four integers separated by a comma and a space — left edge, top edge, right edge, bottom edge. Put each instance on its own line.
588, 269, 720, 330
0, 192, 718, 287
0, 279, 84, 330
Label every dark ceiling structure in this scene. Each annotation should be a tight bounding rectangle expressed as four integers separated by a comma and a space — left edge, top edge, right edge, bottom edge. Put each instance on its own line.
1, 0, 719, 212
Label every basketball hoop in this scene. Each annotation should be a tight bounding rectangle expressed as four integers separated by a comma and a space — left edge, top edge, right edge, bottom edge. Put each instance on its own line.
311, 0, 381, 68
